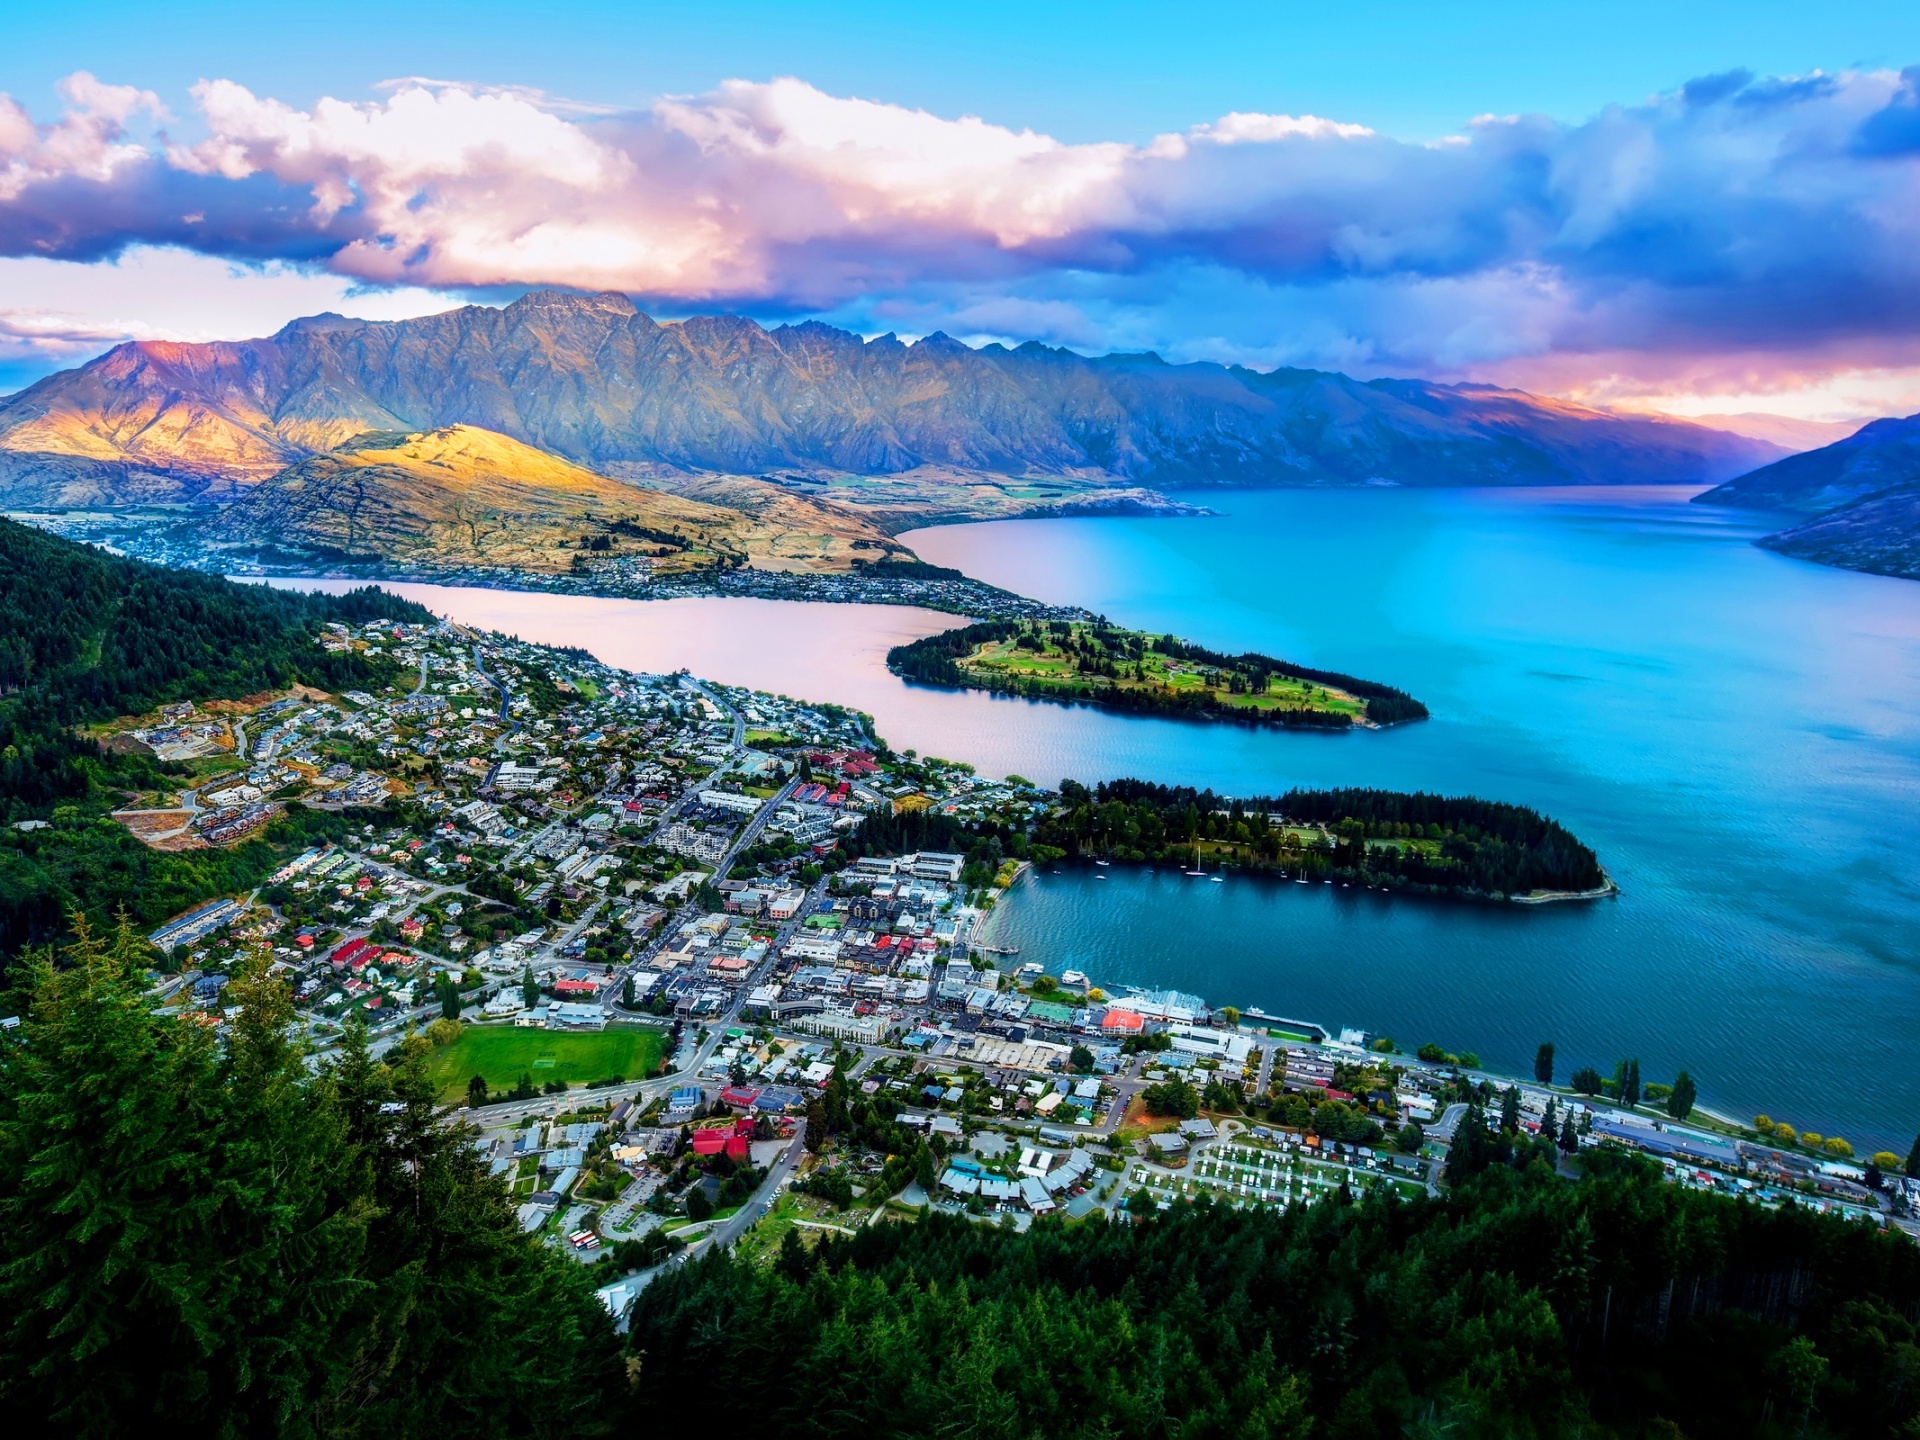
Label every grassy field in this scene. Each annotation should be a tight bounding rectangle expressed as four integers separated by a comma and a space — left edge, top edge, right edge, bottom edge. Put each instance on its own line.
963, 625, 1364, 720
425, 1024, 667, 1102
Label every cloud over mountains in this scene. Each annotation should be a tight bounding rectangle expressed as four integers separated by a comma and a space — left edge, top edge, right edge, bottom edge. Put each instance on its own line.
2, 65, 1919, 391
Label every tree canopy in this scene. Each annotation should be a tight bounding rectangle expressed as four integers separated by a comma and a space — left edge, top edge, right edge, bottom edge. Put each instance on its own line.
0, 916, 624, 1436
629, 1152, 1920, 1439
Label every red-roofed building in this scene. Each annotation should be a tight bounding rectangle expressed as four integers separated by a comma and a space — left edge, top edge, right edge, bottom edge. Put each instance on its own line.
1099, 1008, 1146, 1035
552, 977, 600, 996
689, 1117, 755, 1162
330, 937, 370, 970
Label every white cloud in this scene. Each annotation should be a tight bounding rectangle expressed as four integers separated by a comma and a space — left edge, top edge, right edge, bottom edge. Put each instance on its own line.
0, 245, 457, 381
0, 65, 1919, 404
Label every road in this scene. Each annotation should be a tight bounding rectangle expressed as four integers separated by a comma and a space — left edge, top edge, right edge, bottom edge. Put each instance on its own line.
692, 1118, 809, 1256
471, 643, 520, 746
1254, 1039, 1277, 1096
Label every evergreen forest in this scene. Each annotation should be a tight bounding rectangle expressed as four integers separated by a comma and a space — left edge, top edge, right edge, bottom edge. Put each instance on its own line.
0, 519, 430, 958
1033, 778, 1607, 898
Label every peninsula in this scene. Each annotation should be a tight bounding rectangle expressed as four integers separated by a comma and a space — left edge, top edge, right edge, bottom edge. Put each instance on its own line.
887, 619, 1428, 729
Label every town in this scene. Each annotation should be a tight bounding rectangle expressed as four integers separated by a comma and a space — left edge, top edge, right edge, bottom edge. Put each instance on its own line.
105, 612, 1920, 1329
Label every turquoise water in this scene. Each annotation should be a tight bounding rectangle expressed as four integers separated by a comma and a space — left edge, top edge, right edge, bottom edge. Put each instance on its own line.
286, 486, 1920, 1148
905, 487, 1920, 1152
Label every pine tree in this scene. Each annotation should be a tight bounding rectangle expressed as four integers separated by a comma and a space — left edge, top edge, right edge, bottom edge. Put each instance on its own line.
1667, 1070, 1697, 1120
0, 911, 626, 1434
522, 964, 539, 1009
1499, 1085, 1520, 1134
1534, 1042, 1555, 1086
1908, 1134, 1920, 1180
1559, 1112, 1578, 1151
1615, 1058, 1642, 1108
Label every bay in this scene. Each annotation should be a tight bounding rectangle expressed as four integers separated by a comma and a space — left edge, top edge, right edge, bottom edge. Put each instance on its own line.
281, 484, 1920, 1149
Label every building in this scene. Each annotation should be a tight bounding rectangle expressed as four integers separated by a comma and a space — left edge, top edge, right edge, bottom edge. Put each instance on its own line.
793, 1009, 896, 1044
698, 789, 762, 815
488, 761, 549, 792
148, 898, 244, 950
908, 851, 965, 883
690, 1118, 755, 1162
1166, 1024, 1253, 1063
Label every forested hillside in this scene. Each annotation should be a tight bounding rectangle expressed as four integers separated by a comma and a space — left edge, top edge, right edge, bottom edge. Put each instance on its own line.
0, 921, 623, 1435
0, 517, 427, 816
628, 1155, 1920, 1439
1034, 778, 1607, 897
0, 519, 431, 957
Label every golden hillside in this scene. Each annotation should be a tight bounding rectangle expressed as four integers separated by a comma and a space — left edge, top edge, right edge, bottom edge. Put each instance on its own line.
197, 426, 902, 575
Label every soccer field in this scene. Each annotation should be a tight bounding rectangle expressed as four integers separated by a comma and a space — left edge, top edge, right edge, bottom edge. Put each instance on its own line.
425, 1024, 668, 1101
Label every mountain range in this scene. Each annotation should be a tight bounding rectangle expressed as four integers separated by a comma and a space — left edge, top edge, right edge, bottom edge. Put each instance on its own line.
1697, 413, 1920, 581
0, 290, 1785, 502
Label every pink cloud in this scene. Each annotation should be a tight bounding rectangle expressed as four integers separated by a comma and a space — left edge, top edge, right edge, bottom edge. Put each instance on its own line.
0, 65, 1917, 404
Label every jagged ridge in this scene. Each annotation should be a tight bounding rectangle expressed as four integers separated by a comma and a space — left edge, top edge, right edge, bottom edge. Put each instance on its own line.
0, 291, 1782, 501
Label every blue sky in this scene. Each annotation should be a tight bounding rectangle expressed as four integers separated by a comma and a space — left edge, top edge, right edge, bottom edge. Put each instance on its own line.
8, 1, 1919, 142
3, 2, 1920, 417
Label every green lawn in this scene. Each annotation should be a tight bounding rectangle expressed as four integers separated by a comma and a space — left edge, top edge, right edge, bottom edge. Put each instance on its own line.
964, 628, 1364, 719
426, 1024, 667, 1102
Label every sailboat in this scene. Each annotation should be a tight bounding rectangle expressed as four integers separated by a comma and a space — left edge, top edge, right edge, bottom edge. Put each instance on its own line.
1184, 842, 1207, 877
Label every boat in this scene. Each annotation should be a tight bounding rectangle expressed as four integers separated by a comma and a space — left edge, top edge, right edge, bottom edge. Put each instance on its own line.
1211, 875, 1224, 883
1061, 969, 1087, 986
1097, 874, 1108, 881
1093, 859, 1109, 867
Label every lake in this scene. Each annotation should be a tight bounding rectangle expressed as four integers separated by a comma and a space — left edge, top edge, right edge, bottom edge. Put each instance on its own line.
284, 485, 1920, 1150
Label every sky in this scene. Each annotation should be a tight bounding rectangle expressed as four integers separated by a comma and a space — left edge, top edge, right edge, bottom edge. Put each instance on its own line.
4, 1, 1920, 419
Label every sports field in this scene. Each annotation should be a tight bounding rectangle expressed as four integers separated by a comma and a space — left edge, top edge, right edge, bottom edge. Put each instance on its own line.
425, 1024, 668, 1102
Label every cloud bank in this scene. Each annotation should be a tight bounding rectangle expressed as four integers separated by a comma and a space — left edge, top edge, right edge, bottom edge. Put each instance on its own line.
3, 66, 1920, 404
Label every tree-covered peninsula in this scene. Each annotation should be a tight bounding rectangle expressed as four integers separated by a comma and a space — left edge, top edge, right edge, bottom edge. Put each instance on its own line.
1035, 778, 1609, 900
888, 619, 1428, 729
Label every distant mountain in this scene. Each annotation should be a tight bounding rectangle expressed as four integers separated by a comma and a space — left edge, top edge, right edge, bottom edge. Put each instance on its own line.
1698, 412, 1920, 514
1678, 412, 1865, 451
196, 424, 904, 576
0, 291, 1784, 511
1698, 412, 1920, 582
